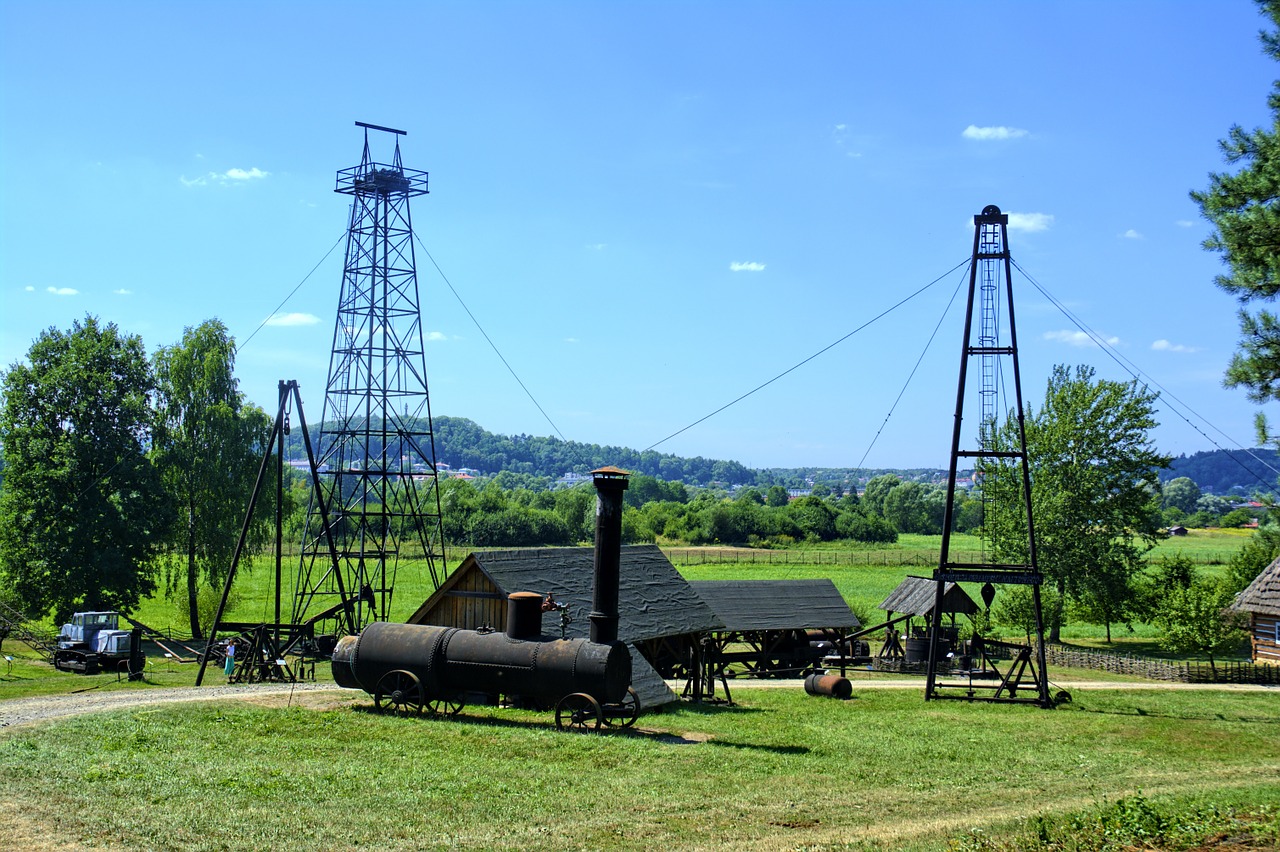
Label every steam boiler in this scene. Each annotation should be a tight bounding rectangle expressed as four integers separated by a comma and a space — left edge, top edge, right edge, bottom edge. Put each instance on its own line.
331, 467, 640, 731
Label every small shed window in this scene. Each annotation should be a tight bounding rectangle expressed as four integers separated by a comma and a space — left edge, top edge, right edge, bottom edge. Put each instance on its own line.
1275, 621, 1280, 643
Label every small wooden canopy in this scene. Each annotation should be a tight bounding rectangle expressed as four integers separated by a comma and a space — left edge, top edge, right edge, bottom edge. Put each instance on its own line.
879, 575, 979, 618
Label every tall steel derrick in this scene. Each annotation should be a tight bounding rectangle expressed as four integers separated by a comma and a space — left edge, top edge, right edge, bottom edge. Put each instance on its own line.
925, 204, 1051, 708
293, 122, 447, 633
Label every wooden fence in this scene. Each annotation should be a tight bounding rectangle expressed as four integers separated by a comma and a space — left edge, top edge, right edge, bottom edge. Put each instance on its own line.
1045, 643, 1280, 685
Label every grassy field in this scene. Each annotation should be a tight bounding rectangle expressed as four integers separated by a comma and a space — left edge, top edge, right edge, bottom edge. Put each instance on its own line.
1, 683, 1276, 851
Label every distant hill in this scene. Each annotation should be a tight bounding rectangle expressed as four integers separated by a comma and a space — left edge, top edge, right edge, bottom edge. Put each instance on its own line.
1161, 448, 1280, 495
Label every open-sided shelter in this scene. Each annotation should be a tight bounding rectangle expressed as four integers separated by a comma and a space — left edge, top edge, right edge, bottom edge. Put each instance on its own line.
1232, 556, 1280, 665
407, 544, 722, 707
879, 575, 979, 662
685, 579, 861, 681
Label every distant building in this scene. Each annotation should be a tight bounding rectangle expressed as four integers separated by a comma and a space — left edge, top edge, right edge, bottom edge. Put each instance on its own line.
1232, 556, 1280, 665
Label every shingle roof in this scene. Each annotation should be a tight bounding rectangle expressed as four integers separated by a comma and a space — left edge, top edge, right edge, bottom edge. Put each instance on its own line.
408, 544, 723, 642
878, 575, 979, 617
688, 579, 860, 631
1233, 555, 1280, 617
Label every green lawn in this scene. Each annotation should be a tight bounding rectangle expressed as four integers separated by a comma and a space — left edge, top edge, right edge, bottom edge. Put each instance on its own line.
1, 685, 1276, 851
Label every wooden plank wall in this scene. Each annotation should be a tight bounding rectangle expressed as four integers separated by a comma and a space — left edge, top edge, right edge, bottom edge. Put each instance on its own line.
422, 568, 507, 631
1252, 613, 1280, 664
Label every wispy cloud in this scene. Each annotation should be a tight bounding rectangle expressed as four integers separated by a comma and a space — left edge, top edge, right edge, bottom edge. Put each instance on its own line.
1007, 212, 1054, 233
47, 286, 79, 296
1176, 220, 1195, 228
265, 312, 319, 327
181, 166, 270, 188
113, 288, 132, 296
1122, 229, 1143, 240
730, 261, 766, 272
24, 285, 34, 292
1044, 329, 1119, 348
564, 337, 579, 344
833, 123, 862, 158
586, 243, 607, 251
426, 331, 453, 342
1152, 339, 1198, 354
962, 125, 1029, 141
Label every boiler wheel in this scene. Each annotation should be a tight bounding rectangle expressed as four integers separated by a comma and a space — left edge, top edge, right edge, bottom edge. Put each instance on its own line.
603, 687, 641, 729
373, 669, 423, 715
425, 696, 464, 717
555, 692, 603, 732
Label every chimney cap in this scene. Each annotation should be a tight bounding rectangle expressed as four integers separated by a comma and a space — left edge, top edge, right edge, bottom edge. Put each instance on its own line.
591, 465, 631, 478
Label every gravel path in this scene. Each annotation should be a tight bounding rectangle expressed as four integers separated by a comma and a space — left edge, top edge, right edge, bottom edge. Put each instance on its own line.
0, 682, 344, 730
3, 675, 1273, 732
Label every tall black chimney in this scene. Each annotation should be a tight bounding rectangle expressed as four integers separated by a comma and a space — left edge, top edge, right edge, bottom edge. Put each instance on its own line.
589, 466, 629, 644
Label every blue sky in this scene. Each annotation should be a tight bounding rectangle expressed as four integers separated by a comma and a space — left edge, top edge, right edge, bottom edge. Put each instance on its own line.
1, 2, 1276, 471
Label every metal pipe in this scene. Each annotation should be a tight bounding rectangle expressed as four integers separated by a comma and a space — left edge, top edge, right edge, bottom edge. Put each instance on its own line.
589, 467, 629, 645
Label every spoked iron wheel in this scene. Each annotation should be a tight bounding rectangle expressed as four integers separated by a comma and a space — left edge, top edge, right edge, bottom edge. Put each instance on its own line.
555, 692, 603, 732
373, 669, 423, 716
425, 696, 465, 717
602, 687, 641, 729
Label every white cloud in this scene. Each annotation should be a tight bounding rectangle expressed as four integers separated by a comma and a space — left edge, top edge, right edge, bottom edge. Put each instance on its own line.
730, 261, 766, 272
1152, 339, 1198, 354
113, 288, 132, 296
47, 286, 78, 296
1007, 212, 1054, 233
1122, 229, 1143, 240
224, 167, 268, 181
586, 243, 607, 251
24, 285, 34, 292
181, 166, 269, 188
1044, 329, 1120, 348
1176, 220, 1195, 228
962, 125, 1029, 141
265, 312, 320, 327
564, 337, 579, 344
426, 331, 448, 342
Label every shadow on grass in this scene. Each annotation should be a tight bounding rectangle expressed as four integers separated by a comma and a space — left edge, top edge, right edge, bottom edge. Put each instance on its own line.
1066, 699, 1280, 725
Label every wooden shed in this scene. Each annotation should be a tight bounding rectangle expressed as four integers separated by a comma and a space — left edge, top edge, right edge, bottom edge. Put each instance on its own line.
1232, 555, 1280, 665
406, 544, 723, 707
879, 575, 979, 662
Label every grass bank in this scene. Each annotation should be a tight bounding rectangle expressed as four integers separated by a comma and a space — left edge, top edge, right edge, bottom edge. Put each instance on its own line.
1, 686, 1276, 851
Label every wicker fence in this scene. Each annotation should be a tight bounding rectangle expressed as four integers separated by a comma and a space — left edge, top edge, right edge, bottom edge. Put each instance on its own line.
1045, 643, 1280, 685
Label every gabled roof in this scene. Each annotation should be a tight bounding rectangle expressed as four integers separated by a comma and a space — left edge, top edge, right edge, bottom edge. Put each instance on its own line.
688, 579, 860, 631
879, 575, 978, 617
408, 544, 723, 641
1233, 555, 1280, 617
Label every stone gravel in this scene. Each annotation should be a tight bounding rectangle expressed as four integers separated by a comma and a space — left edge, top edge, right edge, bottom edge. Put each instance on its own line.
0, 682, 344, 730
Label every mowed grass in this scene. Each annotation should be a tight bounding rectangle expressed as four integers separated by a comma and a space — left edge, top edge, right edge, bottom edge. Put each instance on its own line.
1, 686, 1276, 851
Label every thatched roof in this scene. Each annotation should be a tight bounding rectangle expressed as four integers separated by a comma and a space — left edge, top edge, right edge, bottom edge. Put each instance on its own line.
879, 575, 978, 617
1233, 555, 1280, 617
689, 579, 860, 631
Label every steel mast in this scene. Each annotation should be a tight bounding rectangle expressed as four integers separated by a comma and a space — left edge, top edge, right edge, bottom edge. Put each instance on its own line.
924, 204, 1050, 708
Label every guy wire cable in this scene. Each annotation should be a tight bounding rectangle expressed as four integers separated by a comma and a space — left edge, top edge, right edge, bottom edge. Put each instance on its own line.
415, 233, 567, 441
856, 260, 970, 469
1011, 258, 1280, 497
644, 257, 973, 453
238, 229, 348, 352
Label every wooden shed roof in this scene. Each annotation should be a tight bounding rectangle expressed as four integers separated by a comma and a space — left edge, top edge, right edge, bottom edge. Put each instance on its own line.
1233, 555, 1280, 618
407, 544, 723, 641
688, 579, 860, 631
878, 575, 979, 617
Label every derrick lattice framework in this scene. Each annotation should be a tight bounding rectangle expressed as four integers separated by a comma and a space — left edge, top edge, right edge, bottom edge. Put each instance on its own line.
294, 122, 447, 632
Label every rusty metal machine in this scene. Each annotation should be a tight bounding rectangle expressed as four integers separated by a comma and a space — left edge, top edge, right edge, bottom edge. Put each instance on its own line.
332, 467, 640, 731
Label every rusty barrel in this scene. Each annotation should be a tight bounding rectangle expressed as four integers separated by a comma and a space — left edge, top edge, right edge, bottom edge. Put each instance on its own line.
804, 673, 853, 699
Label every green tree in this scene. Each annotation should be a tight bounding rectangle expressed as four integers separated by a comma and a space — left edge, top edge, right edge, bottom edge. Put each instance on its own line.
0, 317, 173, 624
1161, 476, 1202, 515
152, 320, 272, 638
1192, 1, 1280, 437
861, 474, 901, 518
983, 365, 1169, 642
1153, 576, 1249, 674
765, 485, 790, 507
